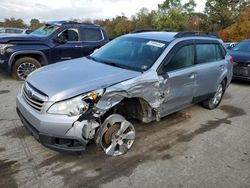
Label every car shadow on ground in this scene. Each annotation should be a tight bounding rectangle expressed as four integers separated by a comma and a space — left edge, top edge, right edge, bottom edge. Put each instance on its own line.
0, 73, 14, 81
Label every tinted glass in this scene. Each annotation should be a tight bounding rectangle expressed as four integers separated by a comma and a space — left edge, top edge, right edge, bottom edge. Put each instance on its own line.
16, 29, 23, 33
164, 45, 194, 72
6, 29, 16, 33
231, 41, 250, 52
91, 37, 168, 72
196, 44, 217, 63
83, 28, 103, 41
31, 25, 60, 37
215, 44, 224, 60
60, 29, 79, 41
196, 44, 225, 63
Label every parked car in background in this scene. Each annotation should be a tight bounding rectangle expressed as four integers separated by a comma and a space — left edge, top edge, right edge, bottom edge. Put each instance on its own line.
0, 27, 33, 35
16, 31, 233, 156
224, 42, 237, 49
228, 39, 250, 81
0, 21, 109, 80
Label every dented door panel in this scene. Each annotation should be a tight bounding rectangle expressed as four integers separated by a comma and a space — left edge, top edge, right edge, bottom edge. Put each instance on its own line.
159, 67, 197, 116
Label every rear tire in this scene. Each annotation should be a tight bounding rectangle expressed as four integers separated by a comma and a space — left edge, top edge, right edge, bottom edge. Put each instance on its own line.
12, 57, 41, 81
201, 81, 225, 110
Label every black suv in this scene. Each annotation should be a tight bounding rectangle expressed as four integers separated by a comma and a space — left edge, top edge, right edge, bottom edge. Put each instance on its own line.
0, 21, 109, 80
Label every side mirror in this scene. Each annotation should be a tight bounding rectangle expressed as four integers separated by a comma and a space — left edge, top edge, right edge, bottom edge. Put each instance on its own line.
158, 65, 169, 79
53, 35, 66, 44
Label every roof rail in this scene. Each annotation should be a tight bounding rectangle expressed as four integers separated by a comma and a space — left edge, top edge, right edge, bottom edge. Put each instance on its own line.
130, 28, 159, 33
175, 32, 218, 38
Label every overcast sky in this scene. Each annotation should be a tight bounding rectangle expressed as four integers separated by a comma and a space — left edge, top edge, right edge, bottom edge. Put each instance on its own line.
0, 0, 206, 23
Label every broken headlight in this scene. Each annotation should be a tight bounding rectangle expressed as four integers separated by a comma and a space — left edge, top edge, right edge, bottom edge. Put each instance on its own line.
47, 89, 104, 116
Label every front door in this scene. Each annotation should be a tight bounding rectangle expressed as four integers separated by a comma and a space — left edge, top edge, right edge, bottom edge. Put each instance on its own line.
159, 44, 197, 116
52, 28, 83, 62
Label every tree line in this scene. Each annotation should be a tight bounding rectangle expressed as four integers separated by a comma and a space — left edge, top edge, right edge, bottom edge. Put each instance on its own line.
0, 0, 249, 42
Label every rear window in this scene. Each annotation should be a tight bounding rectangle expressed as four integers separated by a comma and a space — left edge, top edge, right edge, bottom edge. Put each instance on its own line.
82, 28, 103, 41
231, 41, 250, 52
196, 44, 224, 64
5, 29, 23, 34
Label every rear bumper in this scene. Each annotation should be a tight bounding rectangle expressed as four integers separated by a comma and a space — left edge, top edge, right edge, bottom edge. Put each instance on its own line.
233, 75, 250, 81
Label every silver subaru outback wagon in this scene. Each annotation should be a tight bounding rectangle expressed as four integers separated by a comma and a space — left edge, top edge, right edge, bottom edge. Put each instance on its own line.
16, 31, 233, 156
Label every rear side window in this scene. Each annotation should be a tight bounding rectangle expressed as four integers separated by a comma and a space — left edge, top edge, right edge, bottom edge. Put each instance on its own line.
6, 29, 23, 34
6, 29, 15, 33
196, 44, 224, 64
14, 29, 23, 34
164, 45, 194, 72
82, 28, 103, 41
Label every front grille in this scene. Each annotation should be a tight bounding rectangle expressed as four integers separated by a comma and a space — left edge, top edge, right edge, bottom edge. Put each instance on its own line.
22, 83, 47, 111
233, 63, 250, 77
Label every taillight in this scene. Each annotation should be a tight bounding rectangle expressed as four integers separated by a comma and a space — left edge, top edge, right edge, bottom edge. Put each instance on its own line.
230, 57, 234, 64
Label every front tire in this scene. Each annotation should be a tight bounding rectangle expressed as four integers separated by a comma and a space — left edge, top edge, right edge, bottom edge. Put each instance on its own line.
202, 82, 225, 109
12, 57, 41, 81
96, 114, 136, 156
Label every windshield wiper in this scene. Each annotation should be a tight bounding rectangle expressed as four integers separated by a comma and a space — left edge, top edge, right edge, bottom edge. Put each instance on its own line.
87, 56, 142, 72
88, 57, 123, 68
101, 61, 125, 69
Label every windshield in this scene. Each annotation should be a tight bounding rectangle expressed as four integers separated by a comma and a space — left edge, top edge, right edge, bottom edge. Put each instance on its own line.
231, 41, 250, 52
0, 28, 5, 33
30, 24, 60, 37
91, 37, 168, 72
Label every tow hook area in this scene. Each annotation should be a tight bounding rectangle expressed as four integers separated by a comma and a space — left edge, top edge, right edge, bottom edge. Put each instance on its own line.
95, 114, 136, 156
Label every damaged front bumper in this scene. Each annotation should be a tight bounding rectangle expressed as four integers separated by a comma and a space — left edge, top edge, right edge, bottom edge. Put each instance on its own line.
17, 108, 89, 153
16, 94, 97, 154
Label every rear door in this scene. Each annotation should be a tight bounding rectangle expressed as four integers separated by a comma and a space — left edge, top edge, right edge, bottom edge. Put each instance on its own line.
159, 42, 197, 116
193, 41, 226, 101
79, 27, 106, 56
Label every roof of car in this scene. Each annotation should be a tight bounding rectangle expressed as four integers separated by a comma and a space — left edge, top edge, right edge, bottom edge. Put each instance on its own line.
126, 32, 177, 42
47, 21, 102, 28
125, 31, 219, 42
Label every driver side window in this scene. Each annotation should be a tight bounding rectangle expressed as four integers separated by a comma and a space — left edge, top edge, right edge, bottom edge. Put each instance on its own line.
60, 28, 79, 42
164, 45, 194, 72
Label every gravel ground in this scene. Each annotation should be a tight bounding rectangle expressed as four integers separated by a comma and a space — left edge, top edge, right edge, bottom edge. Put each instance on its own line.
0, 73, 249, 188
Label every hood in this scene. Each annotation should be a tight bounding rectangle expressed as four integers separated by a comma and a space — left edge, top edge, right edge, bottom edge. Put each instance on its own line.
0, 34, 43, 43
27, 57, 141, 101
228, 50, 250, 64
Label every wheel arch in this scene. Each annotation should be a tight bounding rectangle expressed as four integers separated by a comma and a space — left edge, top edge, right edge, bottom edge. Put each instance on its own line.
8, 51, 49, 70
100, 97, 156, 124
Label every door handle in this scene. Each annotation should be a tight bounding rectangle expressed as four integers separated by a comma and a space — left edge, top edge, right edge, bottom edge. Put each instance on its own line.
75, 45, 83, 48
219, 65, 225, 71
188, 73, 196, 79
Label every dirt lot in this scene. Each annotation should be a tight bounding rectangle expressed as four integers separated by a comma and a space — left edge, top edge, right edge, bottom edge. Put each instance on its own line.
0, 73, 249, 188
